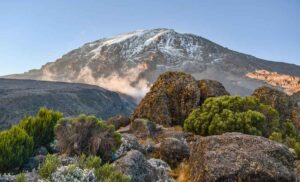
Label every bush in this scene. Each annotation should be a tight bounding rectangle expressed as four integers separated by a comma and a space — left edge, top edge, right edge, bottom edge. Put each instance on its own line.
38, 154, 61, 179
55, 115, 121, 161
78, 154, 130, 182
0, 126, 34, 172
15, 173, 25, 182
184, 96, 280, 137
19, 108, 63, 148
51, 165, 96, 182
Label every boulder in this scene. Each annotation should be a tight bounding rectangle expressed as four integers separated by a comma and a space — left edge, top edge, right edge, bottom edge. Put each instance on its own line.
198, 79, 229, 104
148, 158, 175, 182
113, 150, 159, 182
158, 137, 189, 167
252, 86, 296, 121
189, 133, 296, 182
133, 72, 201, 126
114, 134, 146, 160
107, 115, 131, 130
130, 118, 157, 138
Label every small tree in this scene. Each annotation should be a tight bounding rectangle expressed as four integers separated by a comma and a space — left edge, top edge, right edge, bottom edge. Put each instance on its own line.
0, 126, 34, 172
19, 107, 63, 148
55, 115, 121, 162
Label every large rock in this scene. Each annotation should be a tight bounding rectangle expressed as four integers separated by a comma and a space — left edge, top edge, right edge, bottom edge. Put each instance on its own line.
114, 150, 174, 182
198, 79, 229, 104
107, 115, 131, 130
114, 134, 146, 159
252, 86, 295, 121
189, 133, 296, 182
133, 72, 201, 126
158, 137, 190, 167
130, 118, 157, 138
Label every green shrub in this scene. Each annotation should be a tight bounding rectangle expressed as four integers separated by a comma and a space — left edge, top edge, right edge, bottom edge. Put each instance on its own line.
0, 126, 34, 173
19, 108, 63, 148
38, 154, 61, 179
55, 115, 121, 161
184, 96, 279, 137
15, 173, 25, 182
78, 154, 130, 182
269, 132, 283, 143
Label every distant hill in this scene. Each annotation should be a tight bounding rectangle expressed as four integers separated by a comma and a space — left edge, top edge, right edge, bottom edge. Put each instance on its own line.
0, 78, 136, 130
4, 28, 300, 98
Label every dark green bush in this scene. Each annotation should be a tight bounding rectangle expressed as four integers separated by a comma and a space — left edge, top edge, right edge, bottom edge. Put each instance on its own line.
19, 108, 63, 148
184, 96, 279, 137
55, 115, 121, 161
0, 126, 34, 172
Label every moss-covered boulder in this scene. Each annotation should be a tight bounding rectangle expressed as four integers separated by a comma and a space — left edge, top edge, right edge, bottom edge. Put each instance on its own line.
133, 72, 201, 126
198, 79, 229, 104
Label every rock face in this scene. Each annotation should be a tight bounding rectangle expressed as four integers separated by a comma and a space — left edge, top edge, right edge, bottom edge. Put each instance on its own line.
114, 150, 174, 182
114, 134, 146, 159
133, 72, 201, 126
252, 86, 296, 121
0, 78, 136, 131
106, 115, 131, 130
189, 133, 296, 182
158, 137, 189, 167
198, 79, 230, 104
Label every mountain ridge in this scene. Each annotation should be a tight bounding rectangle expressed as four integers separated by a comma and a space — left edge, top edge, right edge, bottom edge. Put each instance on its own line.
4, 28, 300, 99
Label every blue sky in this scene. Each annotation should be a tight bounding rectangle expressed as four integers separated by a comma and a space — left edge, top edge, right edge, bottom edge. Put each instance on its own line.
0, 0, 299, 76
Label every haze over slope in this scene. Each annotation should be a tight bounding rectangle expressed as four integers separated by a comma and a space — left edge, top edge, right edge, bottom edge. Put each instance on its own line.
5, 28, 300, 99
0, 78, 136, 130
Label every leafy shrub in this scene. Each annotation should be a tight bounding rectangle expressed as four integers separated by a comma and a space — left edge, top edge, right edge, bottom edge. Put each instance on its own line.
15, 173, 25, 182
184, 96, 279, 137
0, 126, 34, 172
55, 115, 121, 161
79, 154, 130, 182
38, 154, 61, 179
19, 108, 63, 148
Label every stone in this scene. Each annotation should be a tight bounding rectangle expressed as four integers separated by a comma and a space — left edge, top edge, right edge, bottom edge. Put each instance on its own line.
106, 115, 131, 130
114, 134, 146, 160
130, 118, 157, 138
133, 72, 201, 126
189, 132, 296, 182
21, 157, 39, 172
158, 137, 189, 167
148, 158, 175, 182
34, 146, 48, 156
198, 79, 229, 104
114, 150, 158, 182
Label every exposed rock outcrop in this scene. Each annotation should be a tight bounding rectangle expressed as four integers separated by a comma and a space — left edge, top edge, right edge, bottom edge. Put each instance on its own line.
252, 86, 298, 123
114, 134, 146, 159
114, 150, 174, 182
189, 133, 296, 182
130, 118, 157, 138
107, 115, 131, 130
198, 79, 229, 104
133, 72, 201, 126
158, 137, 189, 168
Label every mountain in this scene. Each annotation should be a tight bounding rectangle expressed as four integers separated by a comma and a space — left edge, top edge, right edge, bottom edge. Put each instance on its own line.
4, 28, 300, 99
0, 78, 136, 130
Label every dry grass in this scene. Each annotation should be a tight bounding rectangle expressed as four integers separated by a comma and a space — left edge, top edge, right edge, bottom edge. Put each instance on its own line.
169, 160, 190, 182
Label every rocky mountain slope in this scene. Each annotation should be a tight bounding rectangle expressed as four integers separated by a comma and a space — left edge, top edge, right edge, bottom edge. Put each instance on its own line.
4, 28, 300, 99
0, 78, 136, 130
247, 69, 300, 95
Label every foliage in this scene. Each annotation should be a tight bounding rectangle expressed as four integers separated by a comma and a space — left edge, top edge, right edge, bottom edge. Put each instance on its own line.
38, 154, 61, 179
19, 108, 63, 148
0, 126, 34, 173
55, 115, 121, 161
15, 173, 25, 182
79, 154, 130, 182
184, 96, 279, 137
51, 165, 96, 182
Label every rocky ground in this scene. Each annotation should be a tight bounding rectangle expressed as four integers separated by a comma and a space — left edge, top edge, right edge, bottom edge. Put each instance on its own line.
1, 71, 300, 182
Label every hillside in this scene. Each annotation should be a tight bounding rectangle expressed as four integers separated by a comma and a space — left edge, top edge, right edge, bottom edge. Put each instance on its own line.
4, 28, 300, 99
0, 78, 136, 130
